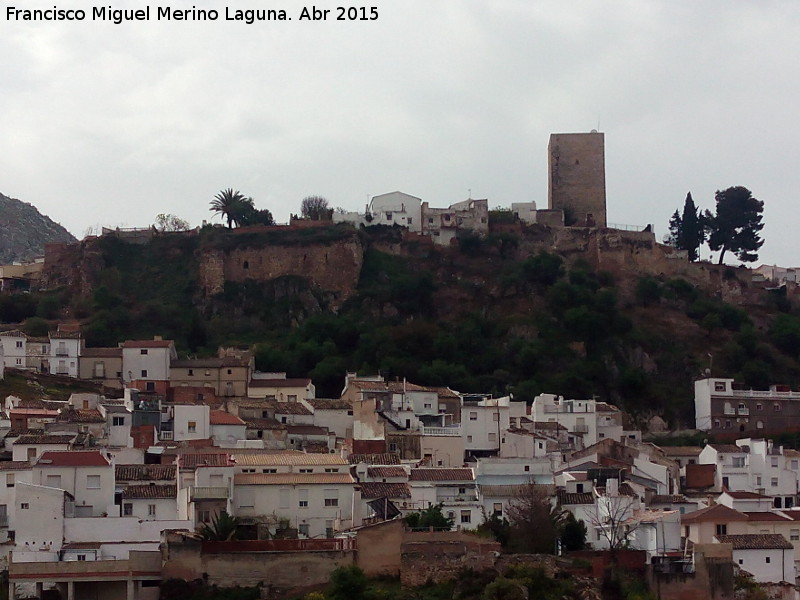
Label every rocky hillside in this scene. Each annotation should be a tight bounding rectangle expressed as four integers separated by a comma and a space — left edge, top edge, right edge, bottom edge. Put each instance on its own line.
0, 192, 76, 263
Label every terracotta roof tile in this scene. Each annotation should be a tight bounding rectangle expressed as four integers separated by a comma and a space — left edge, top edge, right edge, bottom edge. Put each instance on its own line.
233, 452, 347, 467
244, 418, 285, 430
14, 434, 75, 445
121, 340, 174, 349
308, 398, 353, 410
178, 453, 234, 468
0, 461, 33, 471
287, 425, 329, 436
681, 504, 748, 524
35, 450, 111, 467
744, 512, 792, 522
725, 491, 771, 500
121, 484, 177, 499
234, 472, 354, 485
367, 467, 407, 478
348, 453, 400, 465
715, 533, 793, 550
359, 482, 411, 499
409, 468, 474, 482
557, 490, 595, 505
115, 464, 176, 482
210, 410, 246, 426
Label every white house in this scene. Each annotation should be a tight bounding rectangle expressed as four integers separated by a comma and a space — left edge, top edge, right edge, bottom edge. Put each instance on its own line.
120, 338, 176, 385
698, 443, 751, 492
367, 191, 423, 231
48, 330, 82, 378
210, 410, 247, 448
31, 450, 115, 517
716, 533, 794, 583
233, 471, 357, 538
462, 395, 511, 456
408, 467, 481, 529
0, 330, 28, 370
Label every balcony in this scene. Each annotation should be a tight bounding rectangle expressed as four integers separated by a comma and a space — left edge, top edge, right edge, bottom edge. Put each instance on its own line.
190, 486, 229, 501
723, 407, 736, 416
159, 431, 174, 441
731, 389, 800, 399
55, 350, 69, 357
738, 408, 750, 416
422, 426, 462, 437
573, 424, 590, 433
438, 495, 480, 504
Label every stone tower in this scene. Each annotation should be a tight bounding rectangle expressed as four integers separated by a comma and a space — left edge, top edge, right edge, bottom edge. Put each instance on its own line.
547, 131, 607, 228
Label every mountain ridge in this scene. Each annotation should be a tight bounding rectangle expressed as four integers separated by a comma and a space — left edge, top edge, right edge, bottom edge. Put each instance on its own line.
0, 191, 77, 263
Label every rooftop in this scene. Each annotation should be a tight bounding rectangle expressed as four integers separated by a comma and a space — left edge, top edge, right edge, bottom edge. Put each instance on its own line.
234, 472, 354, 485
233, 452, 347, 467
409, 468, 475, 482
359, 481, 411, 499
210, 410, 246, 426
715, 533, 793, 550
121, 484, 177, 499
115, 464, 176, 482
35, 450, 111, 467
366, 466, 407, 478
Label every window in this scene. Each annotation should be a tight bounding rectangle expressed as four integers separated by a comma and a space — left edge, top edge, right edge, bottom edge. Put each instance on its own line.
385, 212, 392, 221
299, 489, 309, 508
87, 475, 101, 489
141, 369, 148, 378
771, 477, 779, 487
791, 529, 799, 541
538, 442, 543, 450
140, 349, 148, 355
757, 420, 764, 429
242, 468, 255, 474
424, 403, 432, 409
20, 503, 29, 509
112, 416, 125, 426
388, 442, 398, 452
198, 510, 210, 523
146, 382, 155, 391
46, 475, 62, 488
493, 503, 503, 517
262, 468, 277, 474
324, 490, 339, 507
766, 557, 771, 564
428, 217, 434, 224
123, 503, 133, 516
77, 555, 86, 561
288, 395, 297, 402
469, 412, 478, 421
460, 510, 471, 524
774, 403, 782, 412
298, 523, 310, 537
492, 413, 500, 422
15, 358, 22, 365
324, 468, 339, 473
148, 504, 156, 517
467, 435, 473, 443
188, 421, 197, 433
280, 488, 290, 509
732, 456, 745, 468
488, 432, 497, 442
756, 476, 762, 486
15, 340, 22, 348
6, 474, 14, 488
757, 403, 763, 411
772, 456, 779, 468
299, 468, 313, 473
524, 465, 530, 472
715, 524, 727, 536
714, 382, 726, 392
724, 420, 731, 429
714, 419, 721, 428
188, 369, 194, 376
205, 370, 211, 377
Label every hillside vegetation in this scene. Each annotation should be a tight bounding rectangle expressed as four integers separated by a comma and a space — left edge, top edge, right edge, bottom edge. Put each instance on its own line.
2, 225, 800, 426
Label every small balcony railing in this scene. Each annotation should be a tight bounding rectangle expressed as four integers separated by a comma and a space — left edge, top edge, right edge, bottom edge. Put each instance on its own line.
190, 486, 229, 501
738, 408, 750, 416
573, 424, 590, 433
422, 426, 462, 437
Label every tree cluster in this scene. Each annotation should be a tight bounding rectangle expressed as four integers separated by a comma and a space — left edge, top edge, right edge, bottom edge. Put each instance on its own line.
667, 186, 764, 264
210, 189, 274, 228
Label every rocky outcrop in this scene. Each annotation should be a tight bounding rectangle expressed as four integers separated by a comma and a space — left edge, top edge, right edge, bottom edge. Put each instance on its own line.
0, 192, 76, 263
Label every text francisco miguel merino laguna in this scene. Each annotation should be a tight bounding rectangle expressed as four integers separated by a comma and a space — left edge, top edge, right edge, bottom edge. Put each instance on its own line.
5, 5, 379, 23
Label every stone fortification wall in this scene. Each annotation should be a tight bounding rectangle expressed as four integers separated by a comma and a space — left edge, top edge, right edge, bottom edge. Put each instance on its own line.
198, 233, 363, 310
161, 533, 356, 592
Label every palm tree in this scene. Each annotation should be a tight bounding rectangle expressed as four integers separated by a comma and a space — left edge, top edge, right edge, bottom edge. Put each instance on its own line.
211, 188, 246, 228
197, 510, 240, 541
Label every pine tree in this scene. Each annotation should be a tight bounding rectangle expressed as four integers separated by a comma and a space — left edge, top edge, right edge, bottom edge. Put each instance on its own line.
705, 186, 764, 264
667, 193, 706, 262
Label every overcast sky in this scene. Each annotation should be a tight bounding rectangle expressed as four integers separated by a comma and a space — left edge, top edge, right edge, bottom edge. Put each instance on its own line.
2, 1, 799, 266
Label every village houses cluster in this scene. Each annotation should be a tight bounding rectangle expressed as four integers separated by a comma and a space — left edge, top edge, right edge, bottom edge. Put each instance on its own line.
2, 327, 800, 595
